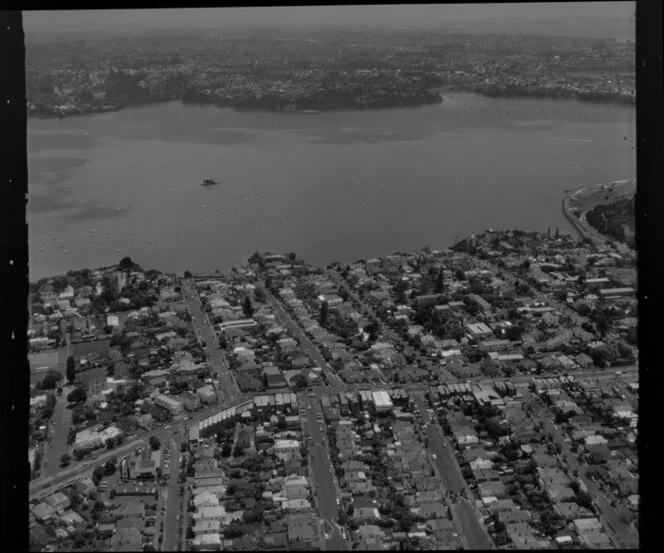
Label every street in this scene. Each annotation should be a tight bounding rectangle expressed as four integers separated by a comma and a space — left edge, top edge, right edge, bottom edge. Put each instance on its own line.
44, 388, 72, 477
181, 280, 240, 403
326, 269, 463, 380
263, 286, 345, 388
162, 437, 184, 551
521, 388, 638, 549
300, 392, 348, 550
454, 498, 494, 550
30, 398, 232, 502
413, 394, 494, 549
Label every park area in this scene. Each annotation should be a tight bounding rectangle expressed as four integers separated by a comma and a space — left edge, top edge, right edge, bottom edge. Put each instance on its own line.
570, 179, 635, 211
72, 338, 111, 361
29, 350, 60, 372
30, 350, 61, 386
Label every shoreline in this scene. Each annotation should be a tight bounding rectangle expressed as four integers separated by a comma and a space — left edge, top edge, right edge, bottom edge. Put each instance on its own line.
561, 179, 635, 247
28, 88, 634, 121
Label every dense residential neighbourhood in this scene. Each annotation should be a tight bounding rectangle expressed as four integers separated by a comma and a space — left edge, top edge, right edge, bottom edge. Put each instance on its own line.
26, 29, 634, 119
29, 219, 638, 550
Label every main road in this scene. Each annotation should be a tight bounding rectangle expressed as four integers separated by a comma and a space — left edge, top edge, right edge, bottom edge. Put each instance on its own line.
29, 397, 240, 503
162, 436, 184, 552
300, 391, 349, 550
181, 279, 240, 403
413, 394, 494, 550
316, 365, 638, 399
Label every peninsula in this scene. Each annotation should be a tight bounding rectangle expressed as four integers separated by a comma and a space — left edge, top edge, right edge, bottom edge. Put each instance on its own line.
26, 29, 634, 119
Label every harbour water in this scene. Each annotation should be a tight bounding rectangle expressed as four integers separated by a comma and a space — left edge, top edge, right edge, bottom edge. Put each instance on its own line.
28, 93, 635, 280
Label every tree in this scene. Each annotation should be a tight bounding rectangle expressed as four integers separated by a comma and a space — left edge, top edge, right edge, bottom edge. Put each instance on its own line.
242, 296, 254, 318
319, 300, 329, 327
581, 321, 595, 334
92, 465, 105, 486
254, 287, 266, 303
40, 372, 60, 390
434, 270, 445, 294
67, 427, 77, 445
617, 342, 633, 359
105, 437, 116, 449
104, 458, 117, 476
221, 443, 232, 457
119, 256, 134, 270
576, 490, 594, 509
291, 374, 308, 391
233, 445, 244, 457
591, 345, 612, 368
60, 454, 71, 467
66, 356, 76, 383
67, 385, 87, 404
149, 436, 161, 451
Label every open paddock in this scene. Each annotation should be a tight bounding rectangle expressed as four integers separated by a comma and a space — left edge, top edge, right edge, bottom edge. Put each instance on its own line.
74, 364, 109, 385
29, 350, 60, 373
72, 338, 111, 360
570, 179, 635, 212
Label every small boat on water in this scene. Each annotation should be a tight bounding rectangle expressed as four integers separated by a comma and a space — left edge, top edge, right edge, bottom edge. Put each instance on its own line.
201, 178, 219, 186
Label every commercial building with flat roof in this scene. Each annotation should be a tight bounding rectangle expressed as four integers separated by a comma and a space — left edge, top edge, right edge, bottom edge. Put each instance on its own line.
599, 287, 635, 298
191, 534, 221, 550
154, 394, 183, 414
196, 384, 216, 404
466, 322, 493, 339
372, 390, 394, 413
189, 424, 200, 447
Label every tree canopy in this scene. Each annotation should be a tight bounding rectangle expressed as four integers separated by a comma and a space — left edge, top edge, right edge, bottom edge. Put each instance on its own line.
66, 355, 76, 383
242, 296, 254, 318
319, 300, 329, 327
66, 385, 87, 405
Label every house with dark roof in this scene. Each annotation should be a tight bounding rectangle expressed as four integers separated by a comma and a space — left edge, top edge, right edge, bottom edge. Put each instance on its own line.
264, 366, 288, 389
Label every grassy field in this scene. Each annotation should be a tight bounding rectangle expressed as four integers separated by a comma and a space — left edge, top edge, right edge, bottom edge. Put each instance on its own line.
570, 179, 635, 211
29, 350, 59, 372
75, 365, 108, 385
31, 371, 61, 387
72, 339, 111, 360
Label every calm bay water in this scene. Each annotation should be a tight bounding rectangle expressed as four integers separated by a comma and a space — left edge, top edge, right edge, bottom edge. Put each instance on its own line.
28, 93, 635, 280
